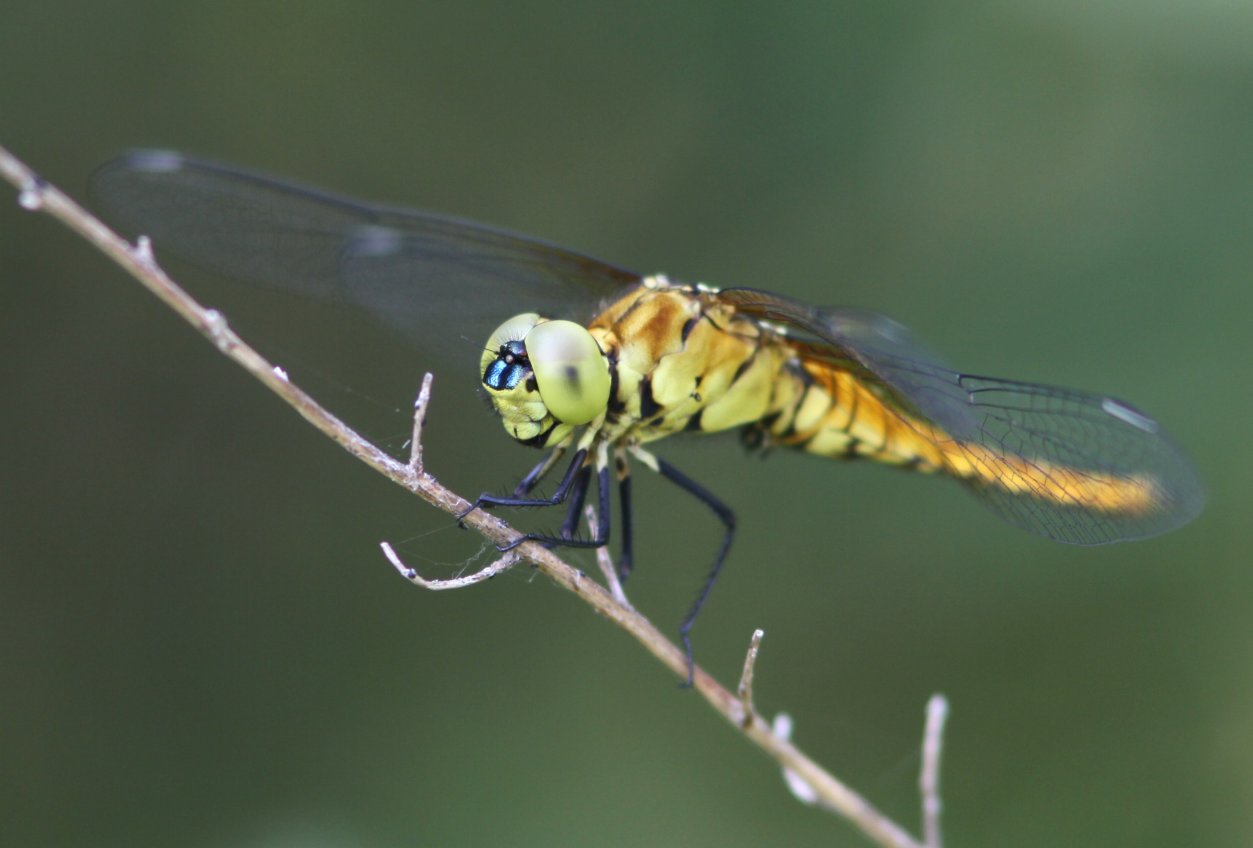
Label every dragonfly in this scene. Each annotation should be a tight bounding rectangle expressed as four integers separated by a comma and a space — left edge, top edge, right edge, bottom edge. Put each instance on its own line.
91, 150, 1205, 682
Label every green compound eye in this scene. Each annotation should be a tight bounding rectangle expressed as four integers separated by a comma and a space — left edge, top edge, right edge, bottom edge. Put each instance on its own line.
526, 320, 610, 425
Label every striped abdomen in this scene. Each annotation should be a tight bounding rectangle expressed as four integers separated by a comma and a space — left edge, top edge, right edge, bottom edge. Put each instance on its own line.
590, 281, 1156, 518
762, 360, 1159, 515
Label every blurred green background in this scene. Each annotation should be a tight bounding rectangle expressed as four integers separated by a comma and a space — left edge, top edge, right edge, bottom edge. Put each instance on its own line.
2, 2, 1250, 846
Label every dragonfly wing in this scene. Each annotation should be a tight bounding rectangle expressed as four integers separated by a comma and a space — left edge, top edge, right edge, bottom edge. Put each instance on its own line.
719, 290, 981, 436
936, 375, 1205, 544
719, 287, 1205, 544
90, 150, 643, 358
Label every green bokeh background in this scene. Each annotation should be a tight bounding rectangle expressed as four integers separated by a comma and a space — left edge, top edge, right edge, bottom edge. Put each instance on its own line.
2, 3, 1250, 846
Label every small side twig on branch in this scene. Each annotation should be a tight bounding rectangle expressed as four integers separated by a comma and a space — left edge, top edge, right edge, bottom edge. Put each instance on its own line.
920, 694, 950, 848
583, 505, 629, 606
1, 144, 949, 848
736, 628, 765, 727
382, 544, 523, 590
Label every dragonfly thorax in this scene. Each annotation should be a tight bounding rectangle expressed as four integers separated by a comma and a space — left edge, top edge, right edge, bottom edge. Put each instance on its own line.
480, 313, 611, 447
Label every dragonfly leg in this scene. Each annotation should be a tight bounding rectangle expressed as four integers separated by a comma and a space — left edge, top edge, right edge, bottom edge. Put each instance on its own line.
512, 444, 568, 498
499, 445, 612, 552
615, 449, 634, 583
634, 449, 736, 688
463, 448, 588, 517
558, 464, 593, 539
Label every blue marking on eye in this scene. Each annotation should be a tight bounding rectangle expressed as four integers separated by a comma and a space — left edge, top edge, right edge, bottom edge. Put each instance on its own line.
502, 363, 523, 389
485, 358, 526, 391
485, 359, 508, 389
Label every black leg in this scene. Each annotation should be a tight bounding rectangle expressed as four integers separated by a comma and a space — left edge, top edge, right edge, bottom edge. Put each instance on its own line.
616, 454, 634, 583
466, 448, 588, 513
500, 460, 611, 552
513, 446, 566, 498
655, 456, 736, 687
558, 464, 592, 539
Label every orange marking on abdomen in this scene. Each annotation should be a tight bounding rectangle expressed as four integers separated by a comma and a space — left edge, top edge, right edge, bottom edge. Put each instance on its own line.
772, 362, 1158, 516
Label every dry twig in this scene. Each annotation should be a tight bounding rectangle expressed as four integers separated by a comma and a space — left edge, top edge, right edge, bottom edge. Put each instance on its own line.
921, 694, 951, 848
736, 628, 765, 727
2, 144, 950, 848
583, 505, 630, 606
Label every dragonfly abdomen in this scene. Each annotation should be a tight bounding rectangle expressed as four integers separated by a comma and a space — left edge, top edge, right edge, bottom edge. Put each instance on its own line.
762, 363, 949, 471
590, 281, 1168, 527
763, 361, 1162, 518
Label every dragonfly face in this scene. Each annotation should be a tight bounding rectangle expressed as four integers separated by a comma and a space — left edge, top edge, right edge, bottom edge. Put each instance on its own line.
480, 313, 610, 446
90, 150, 1206, 683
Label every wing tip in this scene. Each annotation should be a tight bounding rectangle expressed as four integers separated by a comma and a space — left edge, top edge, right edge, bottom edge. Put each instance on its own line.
1100, 396, 1159, 434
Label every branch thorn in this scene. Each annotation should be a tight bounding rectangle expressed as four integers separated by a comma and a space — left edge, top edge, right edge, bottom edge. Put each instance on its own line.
736, 628, 765, 727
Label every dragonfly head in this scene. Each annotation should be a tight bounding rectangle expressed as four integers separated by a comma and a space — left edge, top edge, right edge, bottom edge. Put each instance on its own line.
481, 313, 611, 446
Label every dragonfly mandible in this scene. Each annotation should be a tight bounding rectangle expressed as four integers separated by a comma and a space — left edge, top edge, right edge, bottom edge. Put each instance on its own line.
91, 151, 1206, 682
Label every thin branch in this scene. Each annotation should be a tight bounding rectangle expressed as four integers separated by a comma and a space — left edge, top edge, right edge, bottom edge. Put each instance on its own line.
920, 694, 950, 848
584, 505, 629, 606
406, 372, 434, 475
382, 543, 522, 590
736, 628, 765, 728
2, 144, 946, 848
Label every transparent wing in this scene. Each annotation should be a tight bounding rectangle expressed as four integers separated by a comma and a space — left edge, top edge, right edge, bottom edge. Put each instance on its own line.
719, 287, 1205, 544
89, 150, 644, 358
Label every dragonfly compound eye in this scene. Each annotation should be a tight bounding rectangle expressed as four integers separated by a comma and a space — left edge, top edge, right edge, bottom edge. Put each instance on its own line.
524, 319, 610, 425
